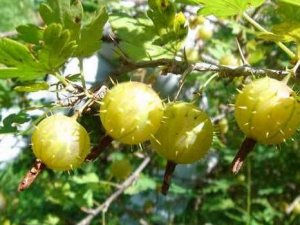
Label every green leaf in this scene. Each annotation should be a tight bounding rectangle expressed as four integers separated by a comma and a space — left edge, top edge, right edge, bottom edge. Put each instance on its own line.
197, 0, 266, 17
16, 24, 44, 45
38, 23, 77, 70
258, 22, 300, 43
0, 112, 31, 134
74, 6, 108, 57
279, 0, 300, 6
277, 3, 300, 23
110, 13, 179, 60
39, 0, 83, 41
0, 38, 46, 81
125, 175, 156, 195
175, 0, 201, 5
14, 82, 49, 92
72, 173, 100, 184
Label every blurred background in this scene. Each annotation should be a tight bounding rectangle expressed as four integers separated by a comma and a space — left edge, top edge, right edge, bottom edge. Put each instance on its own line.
1, 0, 300, 225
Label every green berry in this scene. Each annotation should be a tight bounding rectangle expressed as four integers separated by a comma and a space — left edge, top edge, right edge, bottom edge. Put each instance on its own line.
151, 102, 213, 164
198, 26, 213, 40
235, 77, 300, 145
110, 159, 132, 179
32, 115, 90, 171
100, 82, 164, 145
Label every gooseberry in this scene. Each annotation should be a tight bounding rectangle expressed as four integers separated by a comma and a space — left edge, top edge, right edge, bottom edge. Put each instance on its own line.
31, 115, 90, 171
198, 26, 213, 40
100, 82, 164, 145
235, 77, 300, 145
219, 54, 238, 66
151, 102, 213, 164
151, 102, 213, 195
110, 159, 132, 179
232, 77, 300, 173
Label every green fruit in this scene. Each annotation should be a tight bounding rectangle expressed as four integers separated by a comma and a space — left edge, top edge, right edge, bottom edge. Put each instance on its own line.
219, 54, 238, 66
100, 82, 164, 145
235, 77, 300, 145
110, 159, 132, 179
198, 26, 213, 40
219, 118, 229, 134
32, 115, 90, 171
186, 48, 200, 63
293, 203, 300, 215
236, 174, 245, 184
151, 102, 213, 164
188, 16, 206, 29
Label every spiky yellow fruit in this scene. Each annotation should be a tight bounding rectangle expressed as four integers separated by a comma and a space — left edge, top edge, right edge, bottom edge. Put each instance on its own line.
32, 115, 90, 171
100, 82, 164, 145
151, 102, 213, 164
235, 77, 300, 145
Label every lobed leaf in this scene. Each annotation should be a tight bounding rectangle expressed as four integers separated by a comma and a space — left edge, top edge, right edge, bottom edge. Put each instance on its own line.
0, 112, 31, 134
278, 0, 300, 6
16, 24, 44, 45
74, 6, 108, 57
14, 82, 49, 92
197, 0, 266, 17
39, 0, 83, 41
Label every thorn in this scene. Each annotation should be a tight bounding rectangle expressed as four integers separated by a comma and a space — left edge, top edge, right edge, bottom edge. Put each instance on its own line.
99, 110, 107, 113
237, 106, 247, 110
109, 76, 116, 85
121, 128, 125, 134
236, 88, 242, 93
266, 132, 269, 138
279, 129, 285, 135
151, 134, 161, 145
252, 111, 257, 114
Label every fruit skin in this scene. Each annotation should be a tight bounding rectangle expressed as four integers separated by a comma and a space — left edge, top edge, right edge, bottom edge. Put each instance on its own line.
219, 54, 238, 66
235, 77, 300, 145
151, 102, 213, 164
100, 82, 164, 145
198, 26, 213, 40
110, 159, 132, 179
32, 115, 90, 171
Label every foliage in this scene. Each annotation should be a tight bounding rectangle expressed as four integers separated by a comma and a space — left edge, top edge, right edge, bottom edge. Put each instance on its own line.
1, 0, 300, 225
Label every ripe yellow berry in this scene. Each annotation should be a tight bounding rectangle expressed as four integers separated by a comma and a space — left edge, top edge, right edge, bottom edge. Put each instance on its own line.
235, 77, 300, 145
32, 115, 90, 171
100, 82, 164, 145
110, 159, 132, 179
151, 102, 213, 164
198, 26, 213, 40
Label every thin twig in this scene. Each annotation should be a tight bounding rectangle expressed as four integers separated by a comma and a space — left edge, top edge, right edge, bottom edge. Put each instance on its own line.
286, 195, 300, 215
231, 138, 257, 174
76, 156, 151, 225
90, 59, 289, 93
18, 159, 46, 191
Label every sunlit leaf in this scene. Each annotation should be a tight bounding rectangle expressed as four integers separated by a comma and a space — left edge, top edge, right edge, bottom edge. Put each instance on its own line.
197, 0, 266, 17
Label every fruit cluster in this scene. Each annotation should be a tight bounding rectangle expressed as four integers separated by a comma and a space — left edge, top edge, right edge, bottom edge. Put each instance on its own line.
31, 77, 300, 195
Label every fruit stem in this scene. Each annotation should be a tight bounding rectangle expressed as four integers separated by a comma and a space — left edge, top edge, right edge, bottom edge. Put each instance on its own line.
242, 12, 295, 59
85, 135, 113, 161
79, 57, 93, 98
52, 72, 69, 87
246, 158, 252, 225
231, 137, 256, 174
162, 160, 177, 195
18, 159, 46, 192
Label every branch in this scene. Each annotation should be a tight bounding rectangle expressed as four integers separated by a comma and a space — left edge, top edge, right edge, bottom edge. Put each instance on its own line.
286, 194, 300, 215
18, 159, 46, 191
76, 156, 151, 225
90, 59, 289, 93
